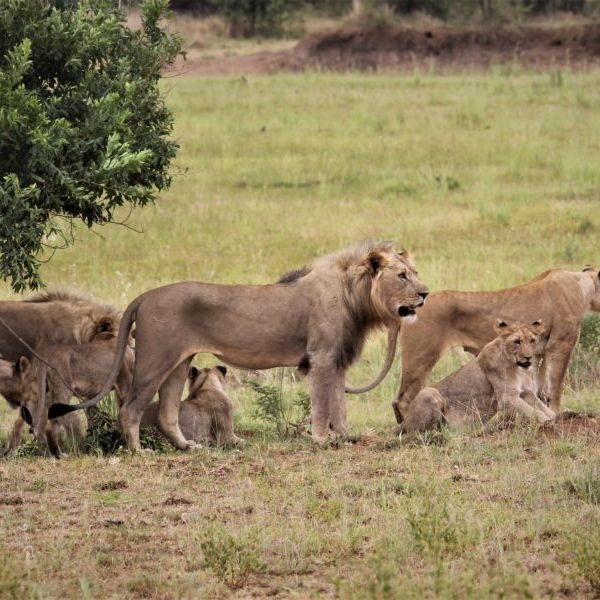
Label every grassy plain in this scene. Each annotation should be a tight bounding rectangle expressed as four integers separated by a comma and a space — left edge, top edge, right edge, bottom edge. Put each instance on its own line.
1, 70, 600, 598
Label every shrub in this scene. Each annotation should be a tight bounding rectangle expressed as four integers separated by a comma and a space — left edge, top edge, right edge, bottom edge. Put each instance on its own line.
0, 0, 182, 291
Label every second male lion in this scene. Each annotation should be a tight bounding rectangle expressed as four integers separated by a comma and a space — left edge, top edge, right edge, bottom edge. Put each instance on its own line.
142, 365, 243, 446
398, 320, 555, 433
52, 241, 428, 450
393, 266, 600, 421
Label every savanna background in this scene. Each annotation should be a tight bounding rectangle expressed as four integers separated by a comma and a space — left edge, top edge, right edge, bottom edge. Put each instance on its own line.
1, 1, 600, 597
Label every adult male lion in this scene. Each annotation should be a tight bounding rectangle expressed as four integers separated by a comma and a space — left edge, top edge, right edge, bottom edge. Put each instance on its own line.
52, 241, 428, 449
393, 266, 600, 422
398, 320, 554, 433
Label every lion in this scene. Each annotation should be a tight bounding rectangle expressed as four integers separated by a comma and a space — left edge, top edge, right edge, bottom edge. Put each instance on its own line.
0, 356, 86, 456
388, 266, 600, 423
50, 241, 428, 450
397, 320, 555, 434
0, 289, 120, 363
17, 332, 134, 457
142, 365, 244, 447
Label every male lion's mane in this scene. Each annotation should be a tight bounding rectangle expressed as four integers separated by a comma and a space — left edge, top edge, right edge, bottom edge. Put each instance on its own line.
281, 241, 396, 370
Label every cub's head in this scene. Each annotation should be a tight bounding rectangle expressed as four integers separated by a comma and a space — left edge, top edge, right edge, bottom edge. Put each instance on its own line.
494, 319, 545, 370
366, 246, 429, 324
582, 265, 600, 312
187, 365, 227, 398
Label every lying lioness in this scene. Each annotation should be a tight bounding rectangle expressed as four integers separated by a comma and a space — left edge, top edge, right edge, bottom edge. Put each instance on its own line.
1, 357, 86, 456
141, 365, 244, 447
18, 332, 134, 457
397, 319, 555, 433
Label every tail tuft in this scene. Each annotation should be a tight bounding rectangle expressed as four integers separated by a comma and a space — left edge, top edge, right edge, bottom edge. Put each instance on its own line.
48, 403, 78, 419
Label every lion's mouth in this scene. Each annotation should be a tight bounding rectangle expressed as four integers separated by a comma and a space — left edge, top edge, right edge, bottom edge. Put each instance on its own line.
398, 306, 416, 317
517, 360, 532, 369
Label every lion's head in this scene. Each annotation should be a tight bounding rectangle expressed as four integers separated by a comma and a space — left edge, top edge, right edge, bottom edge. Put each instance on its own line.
366, 248, 428, 323
494, 319, 545, 370
582, 265, 600, 312
187, 365, 227, 399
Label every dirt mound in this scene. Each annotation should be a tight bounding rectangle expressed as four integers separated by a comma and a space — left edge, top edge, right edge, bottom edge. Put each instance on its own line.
179, 25, 600, 75
539, 411, 600, 439
290, 24, 600, 71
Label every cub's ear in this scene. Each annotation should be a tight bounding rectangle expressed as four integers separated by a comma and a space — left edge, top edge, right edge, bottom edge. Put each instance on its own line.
18, 356, 30, 373
494, 319, 509, 335
582, 265, 594, 272
531, 319, 545, 335
216, 365, 227, 378
188, 366, 200, 382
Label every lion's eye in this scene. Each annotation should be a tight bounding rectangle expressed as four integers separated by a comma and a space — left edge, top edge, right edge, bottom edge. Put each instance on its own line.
398, 272, 407, 280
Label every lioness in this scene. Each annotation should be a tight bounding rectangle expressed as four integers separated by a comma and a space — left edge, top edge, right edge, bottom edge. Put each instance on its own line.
398, 320, 555, 433
1, 357, 86, 456
18, 332, 134, 457
0, 290, 120, 363
392, 266, 600, 422
51, 241, 428, 449
142, 365, 244, 447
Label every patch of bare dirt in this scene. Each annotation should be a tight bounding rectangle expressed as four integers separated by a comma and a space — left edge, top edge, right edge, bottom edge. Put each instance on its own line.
175, 24, 600, 75
539, 411, 600, 439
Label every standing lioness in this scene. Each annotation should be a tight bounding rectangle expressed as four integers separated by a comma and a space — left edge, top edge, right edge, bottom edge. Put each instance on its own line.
393, 266, 600, 422
52, 241, 428, 449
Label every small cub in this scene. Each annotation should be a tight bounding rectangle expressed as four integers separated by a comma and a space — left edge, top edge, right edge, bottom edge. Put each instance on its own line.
142, 365, 244, 447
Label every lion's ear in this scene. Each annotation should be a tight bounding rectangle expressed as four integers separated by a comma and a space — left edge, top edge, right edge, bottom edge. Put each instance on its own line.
96, 317, 114, 334
366, 251, 384, 274
582, 265, 594, 273
216, 365, 227, 378
531, 319, 545, 335
494, 319, 509, 335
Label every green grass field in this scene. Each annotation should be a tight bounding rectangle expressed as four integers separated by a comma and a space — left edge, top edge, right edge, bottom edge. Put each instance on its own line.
1, 70, 600, 598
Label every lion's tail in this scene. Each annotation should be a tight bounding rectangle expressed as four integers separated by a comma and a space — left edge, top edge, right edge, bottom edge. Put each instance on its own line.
344, 324, 399, 394
48, 295, 142, 419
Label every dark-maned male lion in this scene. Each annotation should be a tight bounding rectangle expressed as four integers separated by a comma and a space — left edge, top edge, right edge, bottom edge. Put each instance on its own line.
53, 241, 428, 449
393, 266, 600, 422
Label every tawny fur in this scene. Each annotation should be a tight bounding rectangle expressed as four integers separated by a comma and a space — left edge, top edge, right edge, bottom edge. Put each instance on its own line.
67, 241, 428, 450
142, 366, 243, 447
0, 288, 120, 363
0, 357, 86, 456
398, 320, 556, 434
394, 267, 600, 421
18, 332, 134, 457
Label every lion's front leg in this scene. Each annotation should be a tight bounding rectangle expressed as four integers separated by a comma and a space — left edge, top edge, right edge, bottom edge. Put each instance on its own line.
3, 414, 25, 456
308, 362, 345, 442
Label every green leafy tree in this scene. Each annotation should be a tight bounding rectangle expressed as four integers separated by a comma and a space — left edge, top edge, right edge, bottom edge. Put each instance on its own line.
0, 0, 182, 292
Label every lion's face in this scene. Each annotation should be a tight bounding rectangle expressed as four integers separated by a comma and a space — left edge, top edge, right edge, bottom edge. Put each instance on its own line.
368, 250, 428, 322
494, 319, 545, 370
583, 266, 600, 312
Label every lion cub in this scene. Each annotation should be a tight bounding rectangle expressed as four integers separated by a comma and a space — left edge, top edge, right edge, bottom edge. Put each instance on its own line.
398, 320, 555, 434
142, 365, 244, 447
17, 332, 134, 457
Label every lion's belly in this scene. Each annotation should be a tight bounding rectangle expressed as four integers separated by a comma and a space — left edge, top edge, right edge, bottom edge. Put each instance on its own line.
211, 347, 304, 370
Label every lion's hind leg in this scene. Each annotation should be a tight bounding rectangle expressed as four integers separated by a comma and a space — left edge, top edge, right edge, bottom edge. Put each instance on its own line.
157, 358, 196, 451
396, 387, 447, 434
